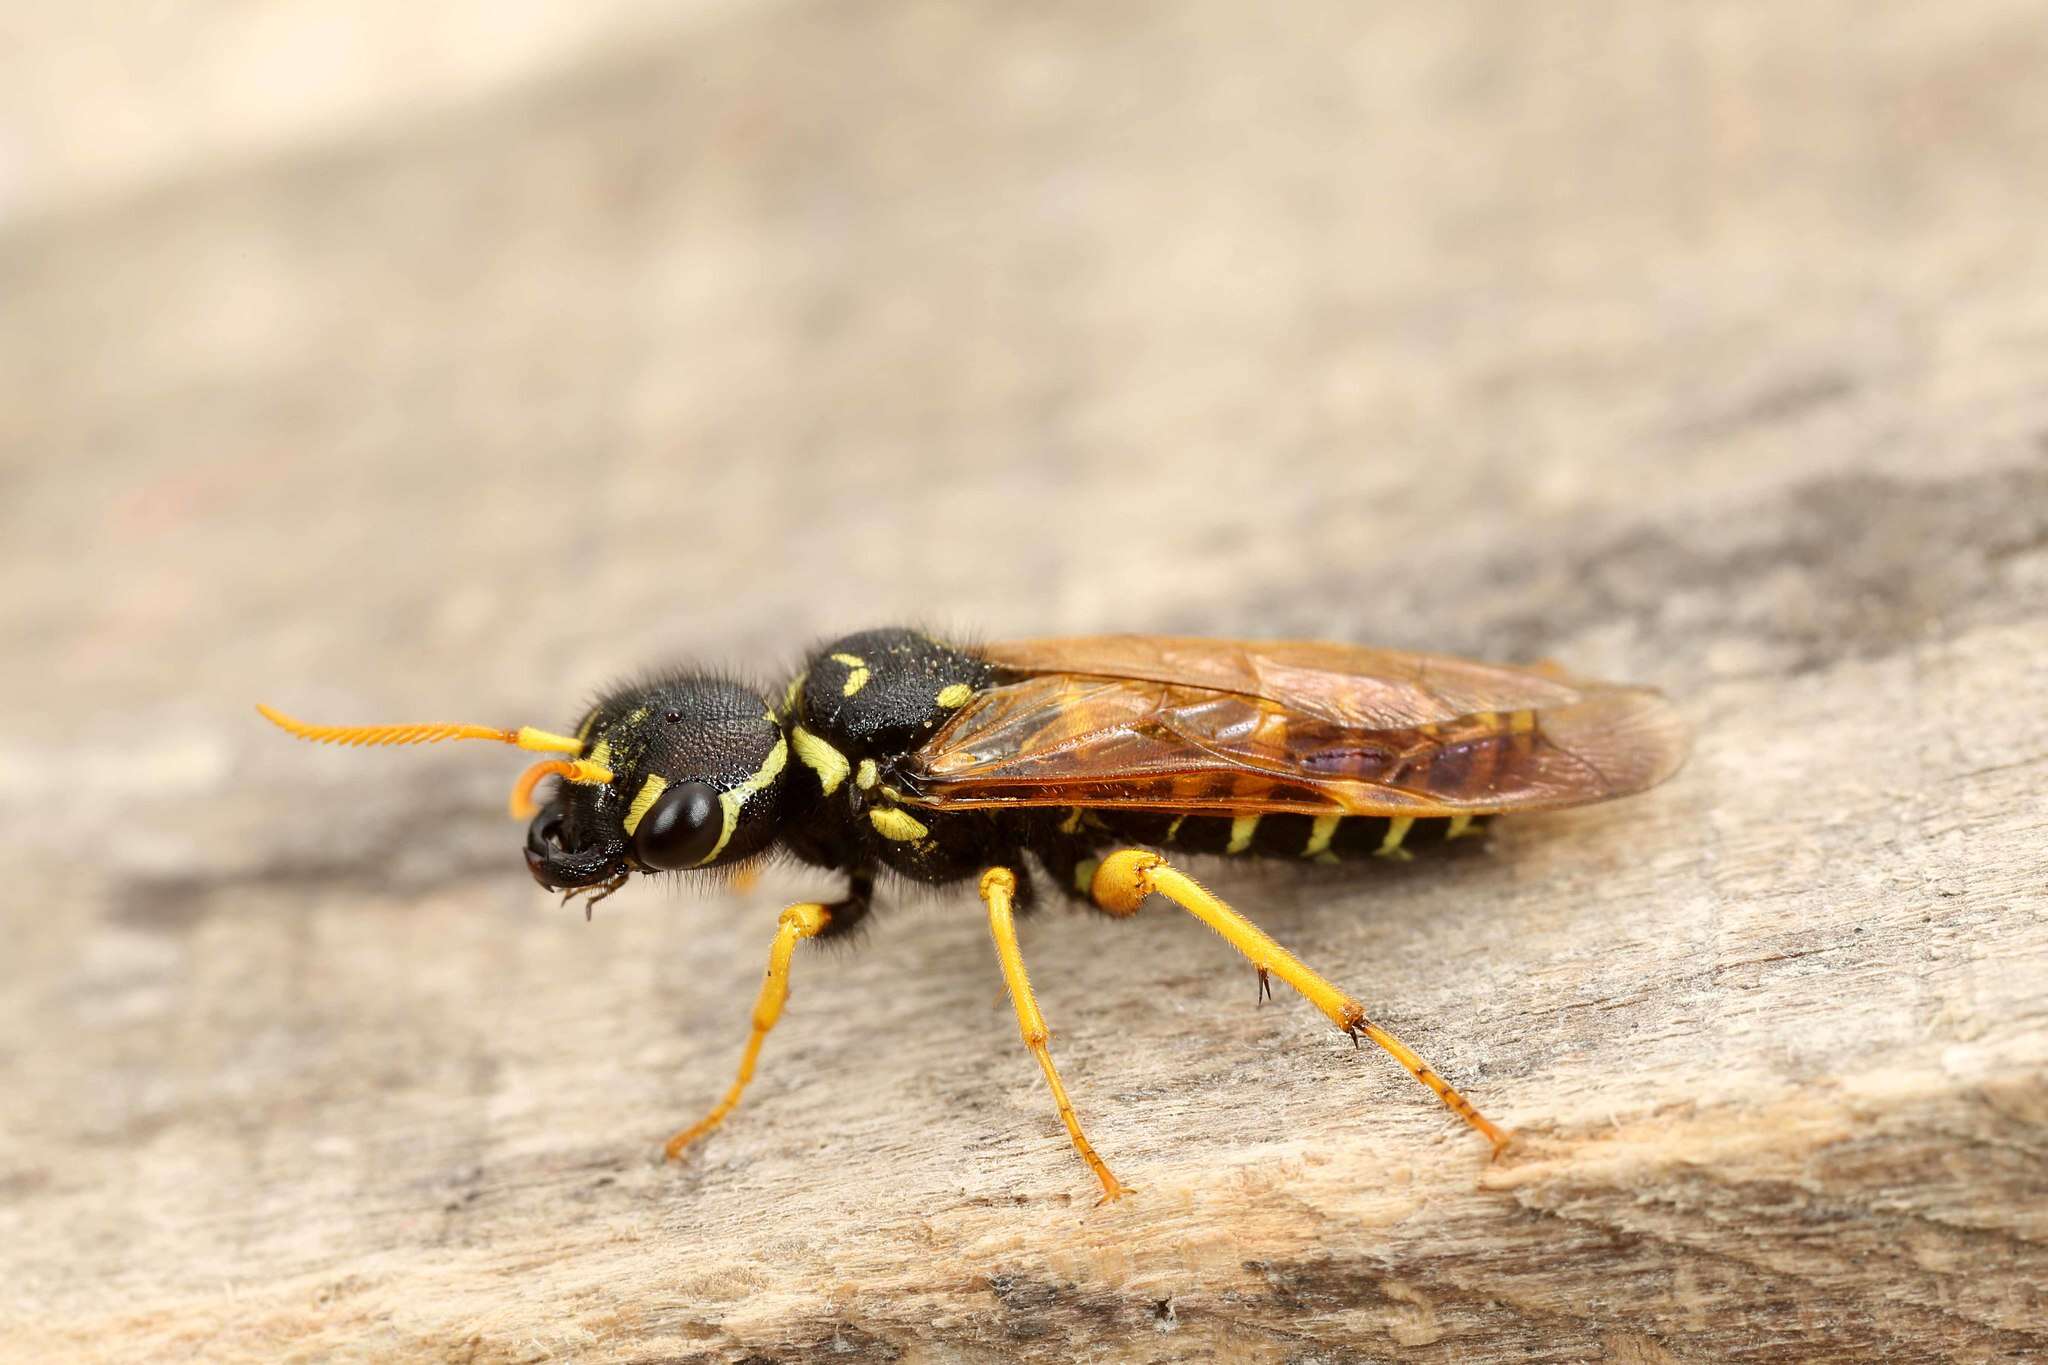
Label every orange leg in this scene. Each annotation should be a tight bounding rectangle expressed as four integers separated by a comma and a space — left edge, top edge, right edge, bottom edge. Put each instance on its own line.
664, 901, 831, 1160
978, 868, 1129, 1204
1090, 849, 1510, 1155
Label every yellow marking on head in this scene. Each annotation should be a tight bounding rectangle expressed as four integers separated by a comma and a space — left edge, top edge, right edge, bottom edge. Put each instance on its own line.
869, 807, 929, 842
1073, 857, 1101, 895
1446, 813, 1479, 840
1376, 816, 1416, 861
830, 652, 866, 667
588, 738, 613, 773
697, 735, 789, 865
855, 758, 878, 790
1226, 814, 1260, 854
936, 682, 971, 708
842, 667, 870, 697
1059, 807, 1084, 835
1303, 814, 1340, 859
623, 775, 669, 837
626, 707, 649, 726
791, 726, 850, 796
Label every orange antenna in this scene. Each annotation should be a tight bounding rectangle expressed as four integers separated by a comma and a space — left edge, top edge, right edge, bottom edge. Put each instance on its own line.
507, 758, 614, 818
257, 703, 591, 756
257, 704, 615, 817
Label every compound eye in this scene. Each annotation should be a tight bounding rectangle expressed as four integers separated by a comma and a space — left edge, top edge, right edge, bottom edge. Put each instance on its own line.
632, 780, 723, 870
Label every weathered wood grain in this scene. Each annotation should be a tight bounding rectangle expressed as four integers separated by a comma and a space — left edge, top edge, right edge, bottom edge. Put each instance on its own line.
3, 2, 2046, 1360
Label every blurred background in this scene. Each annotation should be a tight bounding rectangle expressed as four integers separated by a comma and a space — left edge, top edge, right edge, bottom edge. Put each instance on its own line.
6, 2, 2045, 713
5, 2, 2045, 1359
11, 1, 2043, 718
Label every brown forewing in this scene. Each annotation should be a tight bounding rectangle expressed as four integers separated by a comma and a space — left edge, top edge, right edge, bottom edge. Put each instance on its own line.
981, 636, 1593, 730
897, 638, 1687, 817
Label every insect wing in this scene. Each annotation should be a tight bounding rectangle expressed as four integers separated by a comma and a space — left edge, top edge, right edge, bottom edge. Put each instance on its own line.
898, 638, 1686, 816
979, 636, 1597, 729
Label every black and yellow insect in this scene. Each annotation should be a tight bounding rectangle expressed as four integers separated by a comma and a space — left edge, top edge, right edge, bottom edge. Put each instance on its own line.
261, 629, 1686, 1202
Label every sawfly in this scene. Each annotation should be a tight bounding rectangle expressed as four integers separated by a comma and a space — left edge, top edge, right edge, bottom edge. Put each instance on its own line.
262, 629, 1687, 1202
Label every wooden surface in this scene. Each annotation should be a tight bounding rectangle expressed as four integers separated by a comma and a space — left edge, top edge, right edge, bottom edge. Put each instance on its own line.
4, 2, 2047, 1360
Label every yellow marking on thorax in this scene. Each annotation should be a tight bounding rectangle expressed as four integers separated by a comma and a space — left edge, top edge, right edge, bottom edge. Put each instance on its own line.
782, 671, 807, 715
936, 682, 971, 708
869, 807, 929, 842
697, 735, 789, 865
855, 758, 878, 790
828, 652, 869, 696
828, 654, 871, 695
791, 725, 850, 796
1302, 814, 1340, 858
623, 775, 668, 836
1226, 814, 1260, 854
1376, 816, 1416, 861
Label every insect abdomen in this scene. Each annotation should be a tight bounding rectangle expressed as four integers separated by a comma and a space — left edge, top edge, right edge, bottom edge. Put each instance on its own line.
1088, 810, 1482, 863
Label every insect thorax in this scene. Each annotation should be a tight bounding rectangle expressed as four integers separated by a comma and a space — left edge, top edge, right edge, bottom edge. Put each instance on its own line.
781, 629, 998, 883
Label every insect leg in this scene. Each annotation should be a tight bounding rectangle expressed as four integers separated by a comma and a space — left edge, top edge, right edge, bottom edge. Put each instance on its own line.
978, 867, 1129, 1205
663, 899, 834, 1160
1089, 849, 1510, 1155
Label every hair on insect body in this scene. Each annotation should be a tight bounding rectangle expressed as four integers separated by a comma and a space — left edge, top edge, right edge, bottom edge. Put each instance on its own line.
262, 628, 1687, 1204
